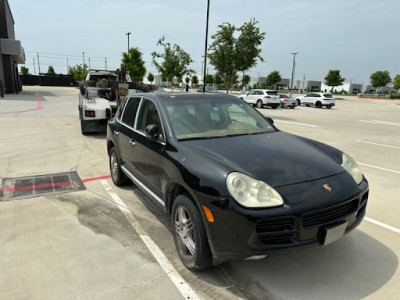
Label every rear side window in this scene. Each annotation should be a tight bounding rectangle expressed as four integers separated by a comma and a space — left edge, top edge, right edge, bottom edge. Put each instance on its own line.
121, 97, 141, 127
324, 93, 333, 98
266, 91, 278, 96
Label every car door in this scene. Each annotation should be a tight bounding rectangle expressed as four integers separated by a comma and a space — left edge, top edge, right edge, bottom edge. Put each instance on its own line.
129, 98, 166, 199
245, 90, 256, 104
304, 93, 313, 104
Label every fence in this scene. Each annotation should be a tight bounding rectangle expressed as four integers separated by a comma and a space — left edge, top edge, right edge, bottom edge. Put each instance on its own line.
19, 75, 77, 87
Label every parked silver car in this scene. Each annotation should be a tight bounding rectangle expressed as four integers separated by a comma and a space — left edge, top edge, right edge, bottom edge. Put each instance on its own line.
279, 94, 297, 109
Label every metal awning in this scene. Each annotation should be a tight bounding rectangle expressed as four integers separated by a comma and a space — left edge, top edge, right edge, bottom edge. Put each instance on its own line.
0, 38, 26, 64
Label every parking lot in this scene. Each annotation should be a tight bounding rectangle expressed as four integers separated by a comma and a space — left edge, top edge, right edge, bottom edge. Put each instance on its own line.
1, 86, 399, 299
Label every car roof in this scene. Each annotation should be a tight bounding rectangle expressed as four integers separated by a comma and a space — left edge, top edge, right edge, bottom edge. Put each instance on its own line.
129, 92, 238, 102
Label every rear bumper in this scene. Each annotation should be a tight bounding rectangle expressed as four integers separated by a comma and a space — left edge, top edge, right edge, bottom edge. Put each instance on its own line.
200, 174, 369, 262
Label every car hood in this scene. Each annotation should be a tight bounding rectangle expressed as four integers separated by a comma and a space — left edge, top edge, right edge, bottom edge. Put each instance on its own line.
180, 132, 344, 187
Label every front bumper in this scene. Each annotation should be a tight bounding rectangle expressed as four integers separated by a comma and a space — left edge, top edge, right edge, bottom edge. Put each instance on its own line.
201, 173, 369, 262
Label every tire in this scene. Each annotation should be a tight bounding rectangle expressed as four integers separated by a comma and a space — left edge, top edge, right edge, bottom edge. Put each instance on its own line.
271, 105, 278, 109
256, 100, 263, 108
306, 104, 310, 107
326, 105, 333, 109
80, 120, 88, 135
315, 101, 322, 108
172, 194, 213, 271
296, 99, 301, 106
109, 147, 128, 186
290, 105, 295, 109
281, 103, 285, 108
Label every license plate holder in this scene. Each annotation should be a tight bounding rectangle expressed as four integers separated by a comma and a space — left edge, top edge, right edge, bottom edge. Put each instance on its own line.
322, 221, 348, 245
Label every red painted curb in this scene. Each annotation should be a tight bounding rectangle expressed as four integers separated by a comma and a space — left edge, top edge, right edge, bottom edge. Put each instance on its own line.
81, 175, 111, 183
0, 91, 43, 114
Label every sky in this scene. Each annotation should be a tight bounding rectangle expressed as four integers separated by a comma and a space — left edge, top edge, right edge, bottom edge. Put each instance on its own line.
9, 0, 400, 84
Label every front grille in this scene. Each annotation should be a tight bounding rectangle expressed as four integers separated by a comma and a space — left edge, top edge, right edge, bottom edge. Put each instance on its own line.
302, 199, 359, 228
256, 217, 296, 245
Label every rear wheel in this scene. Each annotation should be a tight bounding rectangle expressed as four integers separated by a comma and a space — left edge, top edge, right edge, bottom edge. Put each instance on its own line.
256, 100, 263, 108
80, 120, 88, 135
296, 99, 301, 106
315, 101, 322, 108
290, 105, 295, 109
271, 105, 278, 109
109, 147, 128, 186
172, 194, 213, 270
327, 104, 333, 109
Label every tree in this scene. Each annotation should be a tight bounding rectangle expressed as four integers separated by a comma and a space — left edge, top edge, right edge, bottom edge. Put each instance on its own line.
214, 73, 223, 85
370, 71, 391, 93
152, 36, 194, 92
242, 74, 251, 88
185, 77, 190, 84
147, 72, 154, 84
205, 74, 214, 85
122, 47, 146, 82
191, 75, 199, 87
208, 19, 265, 94
177, 76, 183, 84
393, 74, 400, 90
20, 66, 30, 75
68, 64, 88, 81
46, 66, 56, 75
266, 71, 281, 89
324, 70, 345, 93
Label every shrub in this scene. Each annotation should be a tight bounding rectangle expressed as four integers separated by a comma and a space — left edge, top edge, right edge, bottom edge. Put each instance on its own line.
389, 93, 400, 99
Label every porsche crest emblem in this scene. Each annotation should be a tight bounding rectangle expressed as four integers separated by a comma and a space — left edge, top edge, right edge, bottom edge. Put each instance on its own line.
323, 184, 332, 192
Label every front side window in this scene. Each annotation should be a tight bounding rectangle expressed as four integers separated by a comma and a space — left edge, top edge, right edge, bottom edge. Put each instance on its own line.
136, 99, 164, 141
121, 97, 141, 127
164, 97, 275, 140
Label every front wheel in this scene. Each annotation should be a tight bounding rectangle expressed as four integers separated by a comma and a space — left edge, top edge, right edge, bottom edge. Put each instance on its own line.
315, 102, 322, 108
256, 100, 263, 108
172, 194, 213, 270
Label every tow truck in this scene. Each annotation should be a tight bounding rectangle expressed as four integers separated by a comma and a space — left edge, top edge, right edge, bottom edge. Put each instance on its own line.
78, 67, 157, 134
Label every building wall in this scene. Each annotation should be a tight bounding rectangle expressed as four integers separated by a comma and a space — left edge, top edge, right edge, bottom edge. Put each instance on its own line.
5, 0, 15, 39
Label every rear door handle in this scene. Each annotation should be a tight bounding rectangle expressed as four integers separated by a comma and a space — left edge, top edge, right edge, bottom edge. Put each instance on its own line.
114, 130, 119, 136
129, 140, 136, 147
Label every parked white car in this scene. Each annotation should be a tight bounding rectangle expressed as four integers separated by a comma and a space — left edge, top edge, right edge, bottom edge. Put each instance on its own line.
295, 92, 336, 109
240, 89, 281, 109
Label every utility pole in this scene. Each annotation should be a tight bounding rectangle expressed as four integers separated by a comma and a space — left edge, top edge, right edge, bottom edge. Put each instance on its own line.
82, 52, 85, 66
302, 74, 306, 92
88, 58, 91, 69
202, 0, 210, 93
289, 52, 298, 98
126, 32, 131, 53
33, 57, 36, 75
105, 57, 107, 71
36, 52, 41, 75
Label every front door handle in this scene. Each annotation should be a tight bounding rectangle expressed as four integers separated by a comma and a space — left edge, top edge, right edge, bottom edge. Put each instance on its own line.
114, 130, 119, 136
129, 140, 136, 147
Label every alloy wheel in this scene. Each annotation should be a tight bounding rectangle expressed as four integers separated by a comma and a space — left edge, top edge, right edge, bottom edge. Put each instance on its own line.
175, 206, 196, 256
110, 152, 119, 180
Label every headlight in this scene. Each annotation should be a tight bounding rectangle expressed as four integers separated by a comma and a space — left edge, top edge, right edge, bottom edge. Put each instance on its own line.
226, 172, 284, 208
341, 152, 363, 185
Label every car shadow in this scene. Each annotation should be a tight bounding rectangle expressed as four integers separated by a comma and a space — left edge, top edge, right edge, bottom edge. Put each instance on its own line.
224, 230, 398, 299
83, 132, 107, 139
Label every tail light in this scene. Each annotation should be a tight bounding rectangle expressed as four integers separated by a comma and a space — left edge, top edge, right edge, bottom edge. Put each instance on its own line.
264, 96, 271, 98
85, 110, 96, 117
283, 99, 289, 102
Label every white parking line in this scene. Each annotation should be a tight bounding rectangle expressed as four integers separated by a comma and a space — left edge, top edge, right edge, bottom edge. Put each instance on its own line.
100, 179, 199, 300
365, 217, 400, 234
355, 140, 400, 149
274, 119, 320, 128
357, 162, 400, 174
359, 120, 400, 127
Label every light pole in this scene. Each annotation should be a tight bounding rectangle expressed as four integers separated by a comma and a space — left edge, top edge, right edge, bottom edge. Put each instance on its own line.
126, 32, 131, 54
289, 52, 298, 98
202, 0, 210, 93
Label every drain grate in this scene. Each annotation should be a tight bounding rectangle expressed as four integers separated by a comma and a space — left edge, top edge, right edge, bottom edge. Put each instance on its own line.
0, 171, 85, 201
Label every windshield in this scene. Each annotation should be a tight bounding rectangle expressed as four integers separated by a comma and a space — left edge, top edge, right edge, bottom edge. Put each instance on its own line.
164, 97, 275, 140
323, 93, 333, 98
89, 74, 117, 82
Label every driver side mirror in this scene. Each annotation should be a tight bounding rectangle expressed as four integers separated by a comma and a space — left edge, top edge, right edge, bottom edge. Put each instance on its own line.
265, 117, 274, 125
144, 124, 159, 140
246, 92, 249, 96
